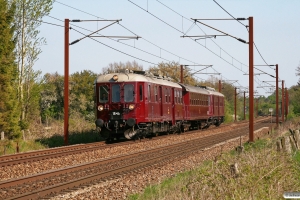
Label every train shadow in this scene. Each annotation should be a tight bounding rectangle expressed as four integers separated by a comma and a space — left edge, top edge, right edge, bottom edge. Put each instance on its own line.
35, 130, 105, 148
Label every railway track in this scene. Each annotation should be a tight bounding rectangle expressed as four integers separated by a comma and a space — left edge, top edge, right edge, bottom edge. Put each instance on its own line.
0, 119, 272, 199
0, 117, 270, 168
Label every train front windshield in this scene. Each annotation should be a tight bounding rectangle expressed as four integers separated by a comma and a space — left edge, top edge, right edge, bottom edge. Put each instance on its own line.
99, 85, 109, 103
124, 84, 134, 102
112, 85, 120, 103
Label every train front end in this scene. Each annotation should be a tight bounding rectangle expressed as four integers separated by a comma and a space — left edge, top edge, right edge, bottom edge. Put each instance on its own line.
94, 72, 142, 141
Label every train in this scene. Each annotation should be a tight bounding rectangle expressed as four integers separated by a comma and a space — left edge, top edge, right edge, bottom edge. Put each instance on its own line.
94, 69, 225, 141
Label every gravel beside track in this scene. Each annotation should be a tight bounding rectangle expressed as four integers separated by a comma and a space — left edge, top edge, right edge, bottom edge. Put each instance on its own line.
0, 123, 243, 181
51, 126, 271, 200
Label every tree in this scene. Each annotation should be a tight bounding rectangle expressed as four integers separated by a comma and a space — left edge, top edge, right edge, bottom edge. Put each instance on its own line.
148, 61, 200, 85
70, 70, 97, 121
101, 60, 143, 74
296, 61, 300, 85
40, 73, 64, 123
0, 0, 21, 138
13, 0, 54, 126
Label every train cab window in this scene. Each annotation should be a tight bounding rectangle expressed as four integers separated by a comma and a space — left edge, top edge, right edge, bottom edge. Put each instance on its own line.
168, 88, 171, 102
207, 96, 210, 106
175, 90, 177, 104
148, 85, 151, 102
99, 85, 109, 103
139, 85, 143, 101
124, 84, 134, 102
112, 85, 120, 103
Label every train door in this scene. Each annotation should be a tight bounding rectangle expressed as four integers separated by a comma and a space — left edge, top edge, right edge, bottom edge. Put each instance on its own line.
159, 86, 163, 116
171, 88, 175, 125
138, 83, 145, 118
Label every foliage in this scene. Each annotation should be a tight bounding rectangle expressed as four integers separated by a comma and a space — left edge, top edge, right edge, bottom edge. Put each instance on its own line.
296, 61, 300, 85
148, 61, 200, 85
0, 0, 21, 138
13, 0, 54, 125
101, 60, 143, 74
70, 70, 97, 121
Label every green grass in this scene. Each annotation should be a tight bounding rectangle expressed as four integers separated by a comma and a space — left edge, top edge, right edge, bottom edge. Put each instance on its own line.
0, 129, 103, 155
128, 138, 300, 200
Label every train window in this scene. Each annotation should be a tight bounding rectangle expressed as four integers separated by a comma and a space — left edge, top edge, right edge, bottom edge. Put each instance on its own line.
99, 85, 109, 103
175, 90, 177, 104
112, 85, 120, 103
168, 88, 171, 102
207, 96, 210, 106
148, 85, 151, 102
155, 86, 158, 102
165, 88, 168, 103
124, 84, 134, 102
179, 91, 182, 104
139, 85, 143, 101
200, 94, 203, 105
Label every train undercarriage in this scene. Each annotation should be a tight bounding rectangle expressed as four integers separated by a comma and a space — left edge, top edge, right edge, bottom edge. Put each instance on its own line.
96, 117, 224, 142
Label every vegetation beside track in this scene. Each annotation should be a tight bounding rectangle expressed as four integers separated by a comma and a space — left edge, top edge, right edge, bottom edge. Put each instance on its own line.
128, 120, 300, 200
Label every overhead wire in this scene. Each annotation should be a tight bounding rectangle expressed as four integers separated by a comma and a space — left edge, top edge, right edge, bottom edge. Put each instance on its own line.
71, 27, 158, 65
129, 0, 247, 87
154, 0, 269, 92
52, 0, 252, 88
212, 0, 275, 71
153, 0, 250, 82
52, 1, 219, 73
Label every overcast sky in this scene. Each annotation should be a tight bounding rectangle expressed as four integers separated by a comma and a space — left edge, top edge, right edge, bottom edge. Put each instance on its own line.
35, 0, 300, 96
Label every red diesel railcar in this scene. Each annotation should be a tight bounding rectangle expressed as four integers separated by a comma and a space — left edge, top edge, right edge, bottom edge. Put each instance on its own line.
94, 70, 224, 141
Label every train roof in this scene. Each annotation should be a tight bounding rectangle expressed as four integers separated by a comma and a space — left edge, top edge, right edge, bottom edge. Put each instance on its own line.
95, 71, 182, 89
179, 83, 224, 97
179, 84, 210, 95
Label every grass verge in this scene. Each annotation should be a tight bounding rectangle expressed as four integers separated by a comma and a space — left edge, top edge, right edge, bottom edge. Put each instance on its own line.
128, 138, 300, 200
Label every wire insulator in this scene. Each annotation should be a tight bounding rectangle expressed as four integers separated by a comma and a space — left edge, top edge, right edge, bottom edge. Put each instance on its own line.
70, 39, 80, 45
236, 18, 246, 20
71, 19, 81, 22
237, 38, 247, 43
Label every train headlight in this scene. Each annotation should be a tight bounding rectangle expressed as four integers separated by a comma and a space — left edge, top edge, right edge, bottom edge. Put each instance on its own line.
98, 105, 104, 111
128, 104, 135, 110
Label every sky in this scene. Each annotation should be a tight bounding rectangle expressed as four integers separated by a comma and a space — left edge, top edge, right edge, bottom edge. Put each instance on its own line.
35, 0, 300, 96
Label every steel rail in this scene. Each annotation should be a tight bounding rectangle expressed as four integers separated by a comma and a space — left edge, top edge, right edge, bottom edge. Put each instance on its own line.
0, 117, 269, 167
1, 121, 271, 199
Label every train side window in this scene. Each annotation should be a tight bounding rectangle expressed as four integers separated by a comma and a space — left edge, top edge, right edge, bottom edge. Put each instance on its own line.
139, 84, 143, 101
201, 94, 203, 106
168, 88, 171, 102
180, 91, 182, 104
148, 85, 151, 102
165, 88, 168, 103
155, 86, 158, 102
207, 96, 209, 106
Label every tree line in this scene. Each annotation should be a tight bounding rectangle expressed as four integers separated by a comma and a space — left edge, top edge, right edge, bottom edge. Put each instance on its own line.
1, 0, 299, 140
